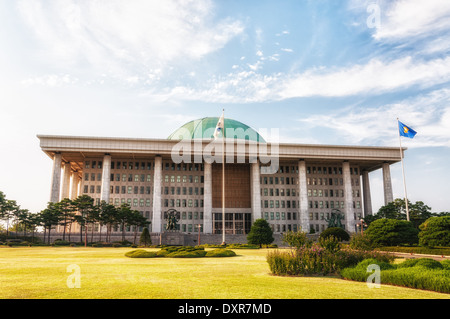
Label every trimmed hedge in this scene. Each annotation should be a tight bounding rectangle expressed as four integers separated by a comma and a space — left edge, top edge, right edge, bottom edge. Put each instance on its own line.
205, 248, 236, 257
341, 258, 450, 294
125, 249, 157, 258
125, 246, 236, 258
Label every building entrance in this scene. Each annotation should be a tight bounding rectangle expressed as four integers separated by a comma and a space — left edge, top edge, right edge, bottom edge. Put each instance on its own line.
212, 213, 252, 235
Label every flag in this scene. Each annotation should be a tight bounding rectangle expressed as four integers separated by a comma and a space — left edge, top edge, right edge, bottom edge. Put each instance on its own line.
213, 110, 224, 139
398, 121, 417, 139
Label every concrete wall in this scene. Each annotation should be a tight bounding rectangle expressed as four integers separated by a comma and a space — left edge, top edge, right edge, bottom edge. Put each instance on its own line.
39, 232, 299, 247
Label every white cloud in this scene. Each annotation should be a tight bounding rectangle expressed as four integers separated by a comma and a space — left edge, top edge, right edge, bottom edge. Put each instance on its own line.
280, 48, 293, 53
22, 74, 79, 87
279, 56, 450, 99
139, 55, 450, 104
374, 0, 450, 41
297, 88, 450, 147
16, 0, 244, 77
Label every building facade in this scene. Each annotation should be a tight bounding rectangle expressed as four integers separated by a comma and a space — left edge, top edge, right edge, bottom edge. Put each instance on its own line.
38, 117, 402, 237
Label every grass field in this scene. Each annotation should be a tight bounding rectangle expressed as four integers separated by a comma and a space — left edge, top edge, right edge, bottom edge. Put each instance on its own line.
0, 247, 449, 299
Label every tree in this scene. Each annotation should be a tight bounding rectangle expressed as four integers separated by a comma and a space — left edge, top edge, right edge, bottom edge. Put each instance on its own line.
368, 198, 433, 229
55, 198, 76, 241
247, 219, 274, 248
0, 192, 19, 236
131, 211, 150, 245
419, 216, 450, 248
72, 195, 95, 243
139, 227, 152, 247
98, 201, 117, 243
365, 218, 419, 247
40, 203, 61, 244
116, 203, 134, 242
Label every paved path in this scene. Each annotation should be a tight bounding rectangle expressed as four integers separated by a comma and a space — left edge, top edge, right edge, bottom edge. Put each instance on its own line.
389, 252, 450, 261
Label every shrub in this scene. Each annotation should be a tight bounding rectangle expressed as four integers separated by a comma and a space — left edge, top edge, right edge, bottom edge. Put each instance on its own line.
396, 258, 419, 268
441, 260, 450, 270
365, 219, 419, 246
349, 233, 374, 251
226, 243, 259, 249
419, 216, 450, 248
282, 230, 312, 249
168, 250, 207, 258
414, 258, 444, 269
266, 243, 393, 277
318, 236, 341, 253
156, 246, 207, 258
341, 257, 450, 294
125, 249, 157, 258
54, 239, 71, 246
319, 227, 350, 241
205, 249, 236, 257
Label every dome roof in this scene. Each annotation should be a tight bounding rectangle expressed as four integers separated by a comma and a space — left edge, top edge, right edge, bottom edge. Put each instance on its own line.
167, 117, 266, 143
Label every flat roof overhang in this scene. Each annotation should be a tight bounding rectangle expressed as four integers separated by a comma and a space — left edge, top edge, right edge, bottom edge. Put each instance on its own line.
37, 134, 404, 174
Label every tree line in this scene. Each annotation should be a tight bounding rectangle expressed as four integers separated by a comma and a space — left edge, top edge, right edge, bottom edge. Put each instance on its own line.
0, 191, 150, 244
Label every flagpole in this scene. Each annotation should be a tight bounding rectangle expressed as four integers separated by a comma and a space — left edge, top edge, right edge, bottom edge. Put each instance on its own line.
397, 118, 410, 221
221, 109, 226, 245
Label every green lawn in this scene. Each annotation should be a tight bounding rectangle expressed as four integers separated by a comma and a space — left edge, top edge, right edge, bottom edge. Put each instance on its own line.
0, 247, 448, 299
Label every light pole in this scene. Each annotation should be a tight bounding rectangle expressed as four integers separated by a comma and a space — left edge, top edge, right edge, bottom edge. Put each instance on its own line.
356, 219, 367, 235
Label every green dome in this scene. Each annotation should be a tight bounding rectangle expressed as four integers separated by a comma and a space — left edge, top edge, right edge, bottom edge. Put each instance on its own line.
167, 117, 266, 143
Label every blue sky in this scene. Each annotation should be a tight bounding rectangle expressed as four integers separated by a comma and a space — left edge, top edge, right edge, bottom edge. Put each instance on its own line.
0, 0, 449, 214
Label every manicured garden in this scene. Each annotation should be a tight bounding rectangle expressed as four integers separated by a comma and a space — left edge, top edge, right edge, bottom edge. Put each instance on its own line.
0, 246, 449, 299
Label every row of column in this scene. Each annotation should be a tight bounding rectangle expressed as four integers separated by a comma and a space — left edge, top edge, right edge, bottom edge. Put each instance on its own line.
50, 153, 394, 234
50, 153, 81, 203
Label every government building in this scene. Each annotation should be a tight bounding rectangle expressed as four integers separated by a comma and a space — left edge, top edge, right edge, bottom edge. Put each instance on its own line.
37, 117, 402, 242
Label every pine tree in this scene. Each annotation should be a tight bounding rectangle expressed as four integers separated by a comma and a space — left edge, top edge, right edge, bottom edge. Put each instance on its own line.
139, 227, 152, 247
247, 219, 274, 248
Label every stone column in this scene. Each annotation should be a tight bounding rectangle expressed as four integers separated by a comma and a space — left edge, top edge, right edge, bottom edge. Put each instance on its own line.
152, 156, 162, 233
343, 161, 355, 232
250, 161, 262, 222
50, 153, 62, 203
382, 162, 394, 205
100, 154, 112, 203
362, 170, 373, 216
61, 162, 72, 200
203, 162, 213, 234
298, 160, 310, 233
70, 172, 80, 200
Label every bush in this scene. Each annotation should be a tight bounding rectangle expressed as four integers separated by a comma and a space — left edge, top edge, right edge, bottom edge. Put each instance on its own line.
396, 258, 419, 268
205, 249, 236, 257
124, 246, 236, 258
414, 258, 444, 269
168, 250, 207, 258
319, 227, 350, 242
365, 219, 419, 246
419, 216, 450, 248
125, 249, 157, 258
266, 244, 393, 277
341, 257, 450, 294
282, 230, 312, 249
226, 243, 259, 249
54, 239, 71, 246
441, 260, 450, 270
349, 233, 374, 251
156, 246, 207, 258
318, 236, 341, 253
